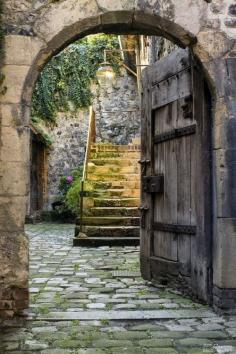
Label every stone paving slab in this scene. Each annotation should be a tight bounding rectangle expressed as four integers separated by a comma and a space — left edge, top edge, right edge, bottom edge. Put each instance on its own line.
0, 223, 236, 354
39, 309, 217, 321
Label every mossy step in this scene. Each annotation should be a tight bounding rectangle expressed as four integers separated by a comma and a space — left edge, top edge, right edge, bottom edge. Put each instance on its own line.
91, 144, 140, 152
76, 216, 140, 226
91, 189, 140, 198
90, 152, 140, 159
102, 188, 140, 198
75, 225, 140, 238
73, 237, 140, 247
85, 207, 140, 217
87, 173, 140, 182
94, 198, 140, 207
91, 181, 140, 189
87, 164, 140, 174
90, 158, 140, 166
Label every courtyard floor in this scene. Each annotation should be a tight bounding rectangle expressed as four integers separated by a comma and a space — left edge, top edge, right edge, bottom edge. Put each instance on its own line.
1, 223, 236, 354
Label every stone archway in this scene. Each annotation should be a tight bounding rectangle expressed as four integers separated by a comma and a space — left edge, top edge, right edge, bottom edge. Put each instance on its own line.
1, 1, 236, 315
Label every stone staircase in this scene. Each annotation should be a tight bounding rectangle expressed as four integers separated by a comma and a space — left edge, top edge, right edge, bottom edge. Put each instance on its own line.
73, 143, 141, 246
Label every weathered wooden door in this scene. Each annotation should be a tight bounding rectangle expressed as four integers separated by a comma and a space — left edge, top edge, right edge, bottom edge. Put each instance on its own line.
140, 48, 212, 303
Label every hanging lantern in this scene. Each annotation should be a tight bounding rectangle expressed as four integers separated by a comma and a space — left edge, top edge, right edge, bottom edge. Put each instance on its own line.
96, 62, 116, 87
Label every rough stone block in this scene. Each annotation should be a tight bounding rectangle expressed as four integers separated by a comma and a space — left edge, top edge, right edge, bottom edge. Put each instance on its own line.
0, 196, 27, 231
1, 103, 24, 127
213, 218, 236, 288
1, 65, 30, 104
0, 231, 28, 289
35, 0, 99, 43
0, 161, 29, 196
0, 126, 30, 163
5, 35, 45, 66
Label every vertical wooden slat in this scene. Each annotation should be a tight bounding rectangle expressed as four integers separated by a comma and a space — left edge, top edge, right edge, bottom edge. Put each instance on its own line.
176, 98, 192, 276
140, 65, 152, 280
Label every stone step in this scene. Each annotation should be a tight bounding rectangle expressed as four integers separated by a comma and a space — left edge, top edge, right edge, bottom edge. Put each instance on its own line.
76, 216, 140, 226
91, 144, 140, 152
90, 151, 140, 159
94, 198, 140, 207
87, 173, 140, 182
104, 188, 140, 198
75, 225, 140, 238
93, 189, 140, 198
87, 164, 140, 175
73, 236, 140, 247
85, 207, 140, 217
90, 158, 140, 166
91, 180, 140, 190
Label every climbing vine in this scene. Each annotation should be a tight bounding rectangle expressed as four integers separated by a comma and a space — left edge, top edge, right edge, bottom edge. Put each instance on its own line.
31, 34, 121, 124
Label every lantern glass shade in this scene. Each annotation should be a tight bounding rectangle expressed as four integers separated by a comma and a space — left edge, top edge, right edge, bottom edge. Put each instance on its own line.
96, 62, 116, 86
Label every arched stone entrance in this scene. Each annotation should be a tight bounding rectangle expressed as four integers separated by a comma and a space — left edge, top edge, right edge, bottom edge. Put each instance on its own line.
1, 1, 236, 315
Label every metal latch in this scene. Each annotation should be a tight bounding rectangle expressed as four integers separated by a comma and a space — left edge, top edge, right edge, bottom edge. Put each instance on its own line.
138, 206, 149, 229
138, 159, 150, 175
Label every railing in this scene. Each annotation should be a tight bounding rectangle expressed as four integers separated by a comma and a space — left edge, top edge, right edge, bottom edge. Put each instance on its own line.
79, 107, 96, 233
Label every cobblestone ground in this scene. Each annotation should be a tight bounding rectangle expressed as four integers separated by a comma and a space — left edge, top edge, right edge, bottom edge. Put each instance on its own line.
1, 223, 236, 354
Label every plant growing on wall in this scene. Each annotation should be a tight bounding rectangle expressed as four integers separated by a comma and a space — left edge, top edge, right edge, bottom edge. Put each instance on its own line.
31, 34, 121, 124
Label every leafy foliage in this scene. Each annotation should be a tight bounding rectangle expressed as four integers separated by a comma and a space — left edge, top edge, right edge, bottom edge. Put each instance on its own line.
31, 34, 121, 123
55, 167, 94, 216
31, 116, 53, 146
66, 179, 93, 214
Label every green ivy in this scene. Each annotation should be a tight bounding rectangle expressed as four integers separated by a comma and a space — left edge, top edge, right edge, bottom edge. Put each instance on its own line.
31, 34, 121, 124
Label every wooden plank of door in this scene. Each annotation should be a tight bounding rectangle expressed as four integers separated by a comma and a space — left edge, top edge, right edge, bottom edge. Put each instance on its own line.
152, 68, 191, 109
152, 101, 178, 265
151, 48, 190, 86
176, 98, 192, 277
140, 65, 152, 280
190, 60, 212, 302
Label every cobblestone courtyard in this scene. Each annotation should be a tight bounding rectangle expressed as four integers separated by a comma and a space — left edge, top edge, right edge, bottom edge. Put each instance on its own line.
1, 223, 236, 354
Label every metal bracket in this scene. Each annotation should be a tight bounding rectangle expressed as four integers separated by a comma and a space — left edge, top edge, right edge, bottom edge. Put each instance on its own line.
153, 222, 196, 235
139, 206, 149, 229
138, 159, 150, 175
143, 175, 164, 194
154, 124, 196, 144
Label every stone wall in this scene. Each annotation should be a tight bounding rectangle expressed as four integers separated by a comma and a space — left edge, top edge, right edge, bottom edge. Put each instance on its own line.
92, 68, 140, 145
45, 69, 140, 208
1, 0, 236, 315
45, 109, 89, 209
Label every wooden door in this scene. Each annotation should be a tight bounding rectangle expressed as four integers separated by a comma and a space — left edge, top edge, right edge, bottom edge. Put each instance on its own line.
140, 48, 212, 303
30, 138, 45, 214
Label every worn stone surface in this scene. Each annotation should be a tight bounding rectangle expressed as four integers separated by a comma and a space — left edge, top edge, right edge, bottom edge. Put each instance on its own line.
0, 223, 235, 353
92, 68, 140, 145
45, 110, 90, 209
1, 0, 236, 315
